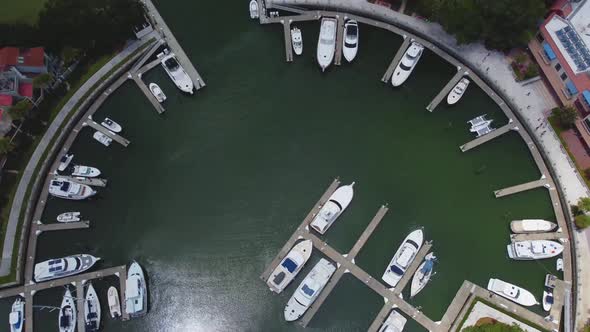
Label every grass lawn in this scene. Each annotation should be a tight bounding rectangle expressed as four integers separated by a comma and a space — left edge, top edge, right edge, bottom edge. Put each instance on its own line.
0, 0, 47, 24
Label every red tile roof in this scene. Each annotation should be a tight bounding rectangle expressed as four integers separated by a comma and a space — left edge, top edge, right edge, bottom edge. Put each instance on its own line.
0, 95, 13, 107
17, 83, 33, 98
0, 48, 19, 71
0, 47, 45, 70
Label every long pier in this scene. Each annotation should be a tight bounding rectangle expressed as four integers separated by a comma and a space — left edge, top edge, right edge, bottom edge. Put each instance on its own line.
36, 220, 90, 233
53, 175, 107, 187
393, 241, 433, 295
281, 19, 294, 62
494, 178, 549, 198
76, 281, 86, 332
131, 73, 165, 114
382, 37, 411, 83
334, 15, 345, 66
367, 302, 396, 332
348, 206, 389, 259
510, 231, 565, 242
426, 69, 467, 112
460, 122, 518, 152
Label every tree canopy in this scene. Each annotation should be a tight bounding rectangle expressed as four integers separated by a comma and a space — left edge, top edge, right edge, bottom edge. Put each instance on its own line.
8, 100, 33, 121
415, 0, 546, 50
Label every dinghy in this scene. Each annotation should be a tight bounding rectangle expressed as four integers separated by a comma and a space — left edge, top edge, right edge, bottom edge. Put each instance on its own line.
556, 258, 563, 271
379, 309, 407, 332
101, 118, 122, 133
391, 42, 424, 87
507, 240, 563, 260
543, 290, 554, 312
410, 252, 436, 298
310, 182, 354, 234
107, 286, 122, 319
317, 18, 337, 71
249, 0, 259, 19
343, 20, 359, 62
71, 165, 100, 178
58, 288, 76, 332
58, 154, 74, 172
284, 258, 336, 321
510, 219, 557, 233
9, 297, 24, 332
291, 27, 303, 55
446, 78, 470, 105
84, 283, 101, 332
93, 131, 112, 147
125, 261, 148, 318
487, 278, 538, 306
382, 229, 424, 288
149, 83, 166, 103
267, 240, 312, 294
57, 212, 81, 223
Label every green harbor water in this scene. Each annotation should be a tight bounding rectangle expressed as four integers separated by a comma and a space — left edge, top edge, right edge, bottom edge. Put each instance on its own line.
0, 0, 561, 331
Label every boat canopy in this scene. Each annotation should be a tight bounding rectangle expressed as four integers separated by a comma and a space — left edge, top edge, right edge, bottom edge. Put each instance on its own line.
9, 312, 20, 324
389, 264, 404, 275
302, 284, 315, 296
282, 258, 298, 273
503, 285, 519, 298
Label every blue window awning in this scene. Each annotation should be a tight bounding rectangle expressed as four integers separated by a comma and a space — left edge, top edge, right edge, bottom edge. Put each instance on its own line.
543, 42, 557, 60
583, 90, 590, 106
566, 81, 579, 95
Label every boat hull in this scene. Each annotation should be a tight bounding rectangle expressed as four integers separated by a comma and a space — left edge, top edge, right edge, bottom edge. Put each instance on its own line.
9, 298, 24, 332
108, 286, 122, 319
58, 154, 74, 172
382, 229, 424, 287
542, 291, 553, 312
249, 0, 259, 18
35, 254, 99, 282
317, 18, 337, 71
93, 132, 112, 147
84, 284, 101, 332
291, 28, 303, 56
507, 240, 563, 260
391, 42, 424, 87
267, 240, 313, 293
148, 83, 166, 103
159, 51, 194, 94
510, 219, 557, 233
409, 252, 435, 298
310, 183, 355, 234
125, 261, 148, 318
58, 289, 76, 332
57, 212, 81, 223
378, 309, 407, 332
487, 278, 537, 306
343, 21, 359, 62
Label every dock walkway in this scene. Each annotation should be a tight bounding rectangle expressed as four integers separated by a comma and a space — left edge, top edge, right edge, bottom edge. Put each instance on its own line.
36, 220, 90, 233
53, 175, 107, 187
393, 241, 432, 295
510, 232, 565, 242
426, 70, 467, 112
460, 122, 517, 152
494, 178, 549, 198
382, 37, 410, 83
84, 118, 130, 147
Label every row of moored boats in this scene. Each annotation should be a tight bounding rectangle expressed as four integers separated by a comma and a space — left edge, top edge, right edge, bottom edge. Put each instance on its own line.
51, 154, 102, 200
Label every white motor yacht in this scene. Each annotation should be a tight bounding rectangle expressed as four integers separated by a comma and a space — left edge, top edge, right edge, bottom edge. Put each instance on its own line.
543, 290, 554, 312
510, 219, 557, 233
487, 278, 537, 306
507, 240, 563, 260
84, 283, 101, 332
447, 78, 470, 105
149, 83, 166, 103
249, 0, 259, 19
310, 182, 355, 234
317, 18, 337, 71
93, 131, 112, 147
158, 49, 194, 94
410, 252, 436, 298
58, 153, 74, 172
49, 178, 96, 200
382, 229, 424, 288
9, 297, 24, 332
71, 165, 101, 178
343, 20, 359, 62
34, 254, 100, 282
108, 286, 122, 319
379, 310, 407, 332
391, 42, 424, 87
58, 288, 76, 332
291, 27, 303, 55
284, 258, 336, 321
57, 212, 81, 223
101, 118, 122, 133
125, 261, 148, 318
267, 240, 313, 293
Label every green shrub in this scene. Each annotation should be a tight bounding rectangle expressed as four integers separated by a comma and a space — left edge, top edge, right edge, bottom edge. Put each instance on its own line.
463, 322, 525, 332
575, 214, 590, 229
552, 107, 579, 129
523, 64, 539, 79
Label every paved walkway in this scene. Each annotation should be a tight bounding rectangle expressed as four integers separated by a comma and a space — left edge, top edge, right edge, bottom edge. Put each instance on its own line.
462, 302, 541, 332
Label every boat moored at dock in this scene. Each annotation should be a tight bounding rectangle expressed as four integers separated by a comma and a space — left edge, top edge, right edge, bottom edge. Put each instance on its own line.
58, 154, 74, 172
108, 286, 122, 319
317, 18, 337, 71
93, 131, 112, 147
57, 212, 81, 223
378, 309, 407, 332
49, 178, 96, 200
101, 118, 122, 133
249, 0, 259, 19
543, 290, 554, 312
9, 297, 24, 332
507, 240, 563, 260
158, 49, 194, 94
487, 278, 537, 306
391, 42, 424, 87
410, 252, 436, 298
284, 258, 336, 321
71, 165, 101, 178
291, 27, 303, 55
382, 229, 424, 288
149, 83, 167, 103
34, 254, 100, 282
510, 219, 557, 233
84, 283, 101, 332
310, 182, 354, 234
267, 240, 313, 293
343, 20, 359, 62
446, 78, 470, 105
125, 261, 148, 318
58, 288, 76, 332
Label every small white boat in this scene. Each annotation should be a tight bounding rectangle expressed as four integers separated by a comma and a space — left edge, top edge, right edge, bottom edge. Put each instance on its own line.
310, 182, 355, 234
84, 283, 101, 332
49, 178, 96, 200
507, 240, 563, 260
379, 309, 407, 332
343, 20, 359, 62
149, 83, 166, 103
57, 212, 81, 223
9, 297, 24, 332
291, 27, 303, 56
542, 290, 554, 312
125, 261, 148, 318
510, 219, 557, 233
267, 240, 313, 294
58, 288, 76, 332
317, 18, 337, 72
158, 49, 194, 94
107, 287, 122, 319
446, 78, 470, 105
35, 254, 100, 282
101, 118, 122, 133
556, 258, 564, 271
391, 42, 424, 87
410, 252, 436, 298
58, 153, 74, 172
284, 258, 336, 321
93, 131, 112, 147
382, 229, 424, 288
249, 0, 259, 19
487, 278, 538, 306
71, 165, 101, 178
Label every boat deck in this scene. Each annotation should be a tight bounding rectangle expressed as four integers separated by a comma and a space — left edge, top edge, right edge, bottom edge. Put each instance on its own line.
426, 69, 467, 112
392, 241, 433, 295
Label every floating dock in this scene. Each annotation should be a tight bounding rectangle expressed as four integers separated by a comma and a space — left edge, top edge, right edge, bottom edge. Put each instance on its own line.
53, 175, 108, 187
494, 178, 549, 198
460, 122, 518, 152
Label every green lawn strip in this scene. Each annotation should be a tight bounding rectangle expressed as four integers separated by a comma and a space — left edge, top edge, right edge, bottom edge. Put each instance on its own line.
0, 39, 153, 285
456, 297, 550, 332
547, 115, 590, 189
0, 0, 47, 24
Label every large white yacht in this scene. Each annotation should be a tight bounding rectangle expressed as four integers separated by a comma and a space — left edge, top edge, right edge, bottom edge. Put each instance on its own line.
310, 182, 354, 234
317, 18, 337, 71
158, 49, 194, 94
507, 240, 563, 260
284, 258, 336, 321
84, 283, 101, 332
382, 229, 424, 288
49, 178, 96, 200
510, 219, 557, 233
267, 240, 313, 293
34, 254, 100, 282
343, 20, 359, 62
125, 261, 148, 318
410, 252, 436, 298
487, 278, 538, 306
58, 288, 76, 332
71, 165, 100, 178
379, 309, 407, 332
9, 297, 24, 332
391, 42, 424, 87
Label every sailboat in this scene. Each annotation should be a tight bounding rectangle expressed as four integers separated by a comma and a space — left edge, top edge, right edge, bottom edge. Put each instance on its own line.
58, 288, 76, 332
410, 252, 436, 298
84, 283, 101, 331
